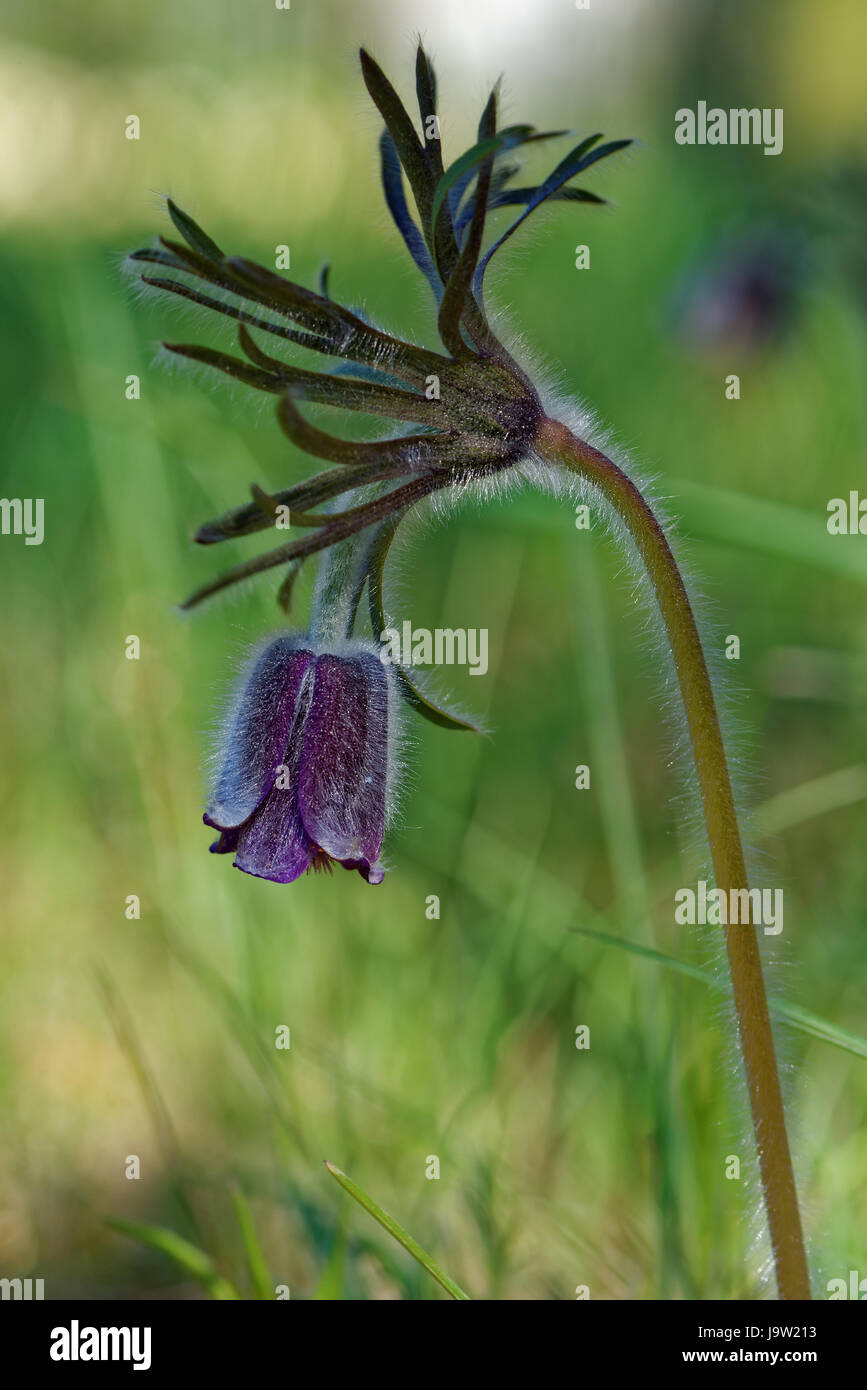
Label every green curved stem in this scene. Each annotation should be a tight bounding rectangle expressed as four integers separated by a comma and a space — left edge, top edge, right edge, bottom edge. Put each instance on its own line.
535, 417, 811, 1300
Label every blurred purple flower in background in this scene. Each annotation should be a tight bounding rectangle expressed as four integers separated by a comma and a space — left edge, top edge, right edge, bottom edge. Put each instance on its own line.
671, 228, 804, 356
205, 636, 392, 885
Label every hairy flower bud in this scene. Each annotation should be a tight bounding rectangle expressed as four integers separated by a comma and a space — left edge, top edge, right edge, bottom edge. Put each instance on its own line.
205, 637, 394, 885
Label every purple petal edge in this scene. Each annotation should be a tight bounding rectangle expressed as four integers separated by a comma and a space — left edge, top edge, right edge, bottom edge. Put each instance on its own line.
207, 640, 314, 831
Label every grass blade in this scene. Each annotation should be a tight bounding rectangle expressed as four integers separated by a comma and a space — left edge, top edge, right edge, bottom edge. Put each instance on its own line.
108, 1218, 240, 1300
324, 1162, 471, 1300
570, 925, 867, 1060
231, 1186, 274, 1301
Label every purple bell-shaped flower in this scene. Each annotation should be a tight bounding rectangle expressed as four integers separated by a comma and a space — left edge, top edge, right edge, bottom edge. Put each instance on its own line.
205, 636, 392, 885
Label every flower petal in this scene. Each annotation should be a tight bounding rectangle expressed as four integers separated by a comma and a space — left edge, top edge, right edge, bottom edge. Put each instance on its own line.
297, 652, 389, 870
206, 822, 240, 855
340, 856, 386, 885
232, 777, 314, 884
207, 638, 314, 829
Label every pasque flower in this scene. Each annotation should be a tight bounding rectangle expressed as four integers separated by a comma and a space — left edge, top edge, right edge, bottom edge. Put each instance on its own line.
206, 637, 392, 885
128, 45, 811, 1296
127, 45, 632, 860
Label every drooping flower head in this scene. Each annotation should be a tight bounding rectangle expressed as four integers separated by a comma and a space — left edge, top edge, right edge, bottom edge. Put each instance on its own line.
207, 637, 393, 885
126, 46, 630, 884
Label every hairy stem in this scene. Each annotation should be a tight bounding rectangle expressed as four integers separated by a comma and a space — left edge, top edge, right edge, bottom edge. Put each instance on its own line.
535, 417, 810, 1300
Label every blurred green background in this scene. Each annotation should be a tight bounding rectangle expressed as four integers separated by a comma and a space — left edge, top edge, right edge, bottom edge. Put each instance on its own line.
1, 0, 865, 1299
